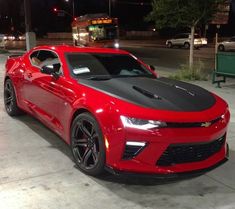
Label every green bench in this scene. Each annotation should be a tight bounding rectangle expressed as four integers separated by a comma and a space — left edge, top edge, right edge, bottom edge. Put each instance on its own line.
212, 52, 235, 88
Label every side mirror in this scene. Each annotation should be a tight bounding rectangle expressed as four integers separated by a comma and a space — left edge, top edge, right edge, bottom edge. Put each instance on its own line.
41, 65, 55, 75
41, 63, 61, 78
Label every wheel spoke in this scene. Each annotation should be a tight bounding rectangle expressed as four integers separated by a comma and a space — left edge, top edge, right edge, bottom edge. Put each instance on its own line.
90, 126, 96, 136
82, 148, 92, 166
80, 123, 91, 137
73, 147, 82, 161
92, 145, 98, 162
91, 152, 98, 163
74, 125, 80, 138
73, 138, 87, 147
5, 83, 12, 93
5, 96, 13, 104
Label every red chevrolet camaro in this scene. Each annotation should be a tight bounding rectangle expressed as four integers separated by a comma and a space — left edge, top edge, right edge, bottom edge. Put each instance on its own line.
4, 45, 230, 177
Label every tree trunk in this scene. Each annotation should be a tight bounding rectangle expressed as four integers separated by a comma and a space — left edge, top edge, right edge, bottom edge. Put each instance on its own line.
189, 26, 195, 69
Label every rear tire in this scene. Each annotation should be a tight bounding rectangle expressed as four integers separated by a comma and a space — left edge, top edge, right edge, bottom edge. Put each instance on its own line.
70, 112, 106, 176
218, 44, 225, 52
4, 79, 24, 116
167, 42, 173, 48
184, 42, 190, 49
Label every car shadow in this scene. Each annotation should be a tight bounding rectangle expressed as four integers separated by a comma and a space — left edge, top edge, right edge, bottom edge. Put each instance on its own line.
14, 114, 74, 161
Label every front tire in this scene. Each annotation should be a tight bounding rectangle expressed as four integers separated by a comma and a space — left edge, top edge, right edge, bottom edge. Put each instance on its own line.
70, 112, 106, 176
4, 79, 23, 116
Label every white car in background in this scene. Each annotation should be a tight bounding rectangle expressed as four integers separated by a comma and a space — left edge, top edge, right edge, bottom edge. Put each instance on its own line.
166, 33, 207, 49
218, 37, 235, 51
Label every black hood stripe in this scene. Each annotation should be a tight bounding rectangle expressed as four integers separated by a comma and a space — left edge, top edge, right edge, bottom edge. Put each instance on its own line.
79, 77, 216, 112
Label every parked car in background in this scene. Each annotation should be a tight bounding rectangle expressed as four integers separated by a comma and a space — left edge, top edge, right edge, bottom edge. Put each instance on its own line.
166, 33, 207, 49
218, 37, 235, 51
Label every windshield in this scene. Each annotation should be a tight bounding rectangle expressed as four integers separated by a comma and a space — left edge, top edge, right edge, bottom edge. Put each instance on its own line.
88, 25, 118, 41
66, 53, 154, 79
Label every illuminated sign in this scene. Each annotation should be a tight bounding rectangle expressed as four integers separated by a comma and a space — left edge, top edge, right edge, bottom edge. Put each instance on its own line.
91, 19, 113, 25
211, 1, 230, 25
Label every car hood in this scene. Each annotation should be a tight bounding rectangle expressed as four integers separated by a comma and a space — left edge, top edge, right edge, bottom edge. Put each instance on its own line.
79, 77, 216, 112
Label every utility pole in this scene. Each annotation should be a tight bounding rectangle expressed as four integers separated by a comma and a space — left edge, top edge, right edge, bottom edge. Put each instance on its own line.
72, 0, 75, 17
109, 0, 111, 17
24, 0, 36, 51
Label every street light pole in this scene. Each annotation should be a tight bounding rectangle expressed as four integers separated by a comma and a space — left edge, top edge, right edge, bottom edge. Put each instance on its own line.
24, 0, 36, 51
72, 0, 75, 17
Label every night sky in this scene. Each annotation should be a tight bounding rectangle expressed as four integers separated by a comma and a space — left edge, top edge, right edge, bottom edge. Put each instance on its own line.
0, 0, 234, 35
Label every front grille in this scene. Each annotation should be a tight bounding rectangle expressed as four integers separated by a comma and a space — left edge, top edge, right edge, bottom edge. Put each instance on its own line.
166, 116, 221, 128
156, 135, 226, 166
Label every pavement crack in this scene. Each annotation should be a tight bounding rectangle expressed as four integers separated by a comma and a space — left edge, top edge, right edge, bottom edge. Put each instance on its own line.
0, 168, 74, 186
206, 174, 235, 192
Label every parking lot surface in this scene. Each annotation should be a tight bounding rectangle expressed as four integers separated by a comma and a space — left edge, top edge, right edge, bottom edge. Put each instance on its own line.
0, 53, 235, 209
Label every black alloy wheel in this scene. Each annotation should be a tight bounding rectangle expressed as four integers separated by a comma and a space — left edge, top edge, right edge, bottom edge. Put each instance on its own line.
71, 113, 105, 176
4, 79, 23, 116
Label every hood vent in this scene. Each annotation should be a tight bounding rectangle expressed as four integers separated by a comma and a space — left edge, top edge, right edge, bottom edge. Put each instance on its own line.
133, 86, 161, 100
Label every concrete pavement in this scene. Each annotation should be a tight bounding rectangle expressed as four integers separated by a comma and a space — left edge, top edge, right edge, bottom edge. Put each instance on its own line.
0, 53, 235, 209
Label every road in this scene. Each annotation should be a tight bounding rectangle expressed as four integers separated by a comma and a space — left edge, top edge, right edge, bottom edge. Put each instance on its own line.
4, 39, 216, 73
122, 46, 215, 73
0, 50, 235, 209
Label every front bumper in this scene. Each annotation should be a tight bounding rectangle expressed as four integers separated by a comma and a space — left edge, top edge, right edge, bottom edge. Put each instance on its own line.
105, 110, 230, 175
105, 156, 228, 179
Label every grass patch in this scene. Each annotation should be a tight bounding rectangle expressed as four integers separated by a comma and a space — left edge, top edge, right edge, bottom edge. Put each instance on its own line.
169, 61, 210, 81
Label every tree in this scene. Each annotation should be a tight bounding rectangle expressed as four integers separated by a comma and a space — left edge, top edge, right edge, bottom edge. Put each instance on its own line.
146, 0, 225, 69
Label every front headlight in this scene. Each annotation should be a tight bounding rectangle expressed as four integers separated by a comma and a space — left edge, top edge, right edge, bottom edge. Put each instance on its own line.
120, 116, 167, 130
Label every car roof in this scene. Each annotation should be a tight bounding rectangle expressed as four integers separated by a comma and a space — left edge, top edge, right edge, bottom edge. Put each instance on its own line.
30, 45, 130, 55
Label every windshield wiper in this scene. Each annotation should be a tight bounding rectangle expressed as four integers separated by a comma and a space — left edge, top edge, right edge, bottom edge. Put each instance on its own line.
86, 75, 113, 81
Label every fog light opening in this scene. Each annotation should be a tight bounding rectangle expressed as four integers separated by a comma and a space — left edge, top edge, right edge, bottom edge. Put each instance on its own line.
123, 141, 147, 160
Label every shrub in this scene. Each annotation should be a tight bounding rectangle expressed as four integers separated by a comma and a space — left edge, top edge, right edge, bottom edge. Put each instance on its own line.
169, 61, 209, 81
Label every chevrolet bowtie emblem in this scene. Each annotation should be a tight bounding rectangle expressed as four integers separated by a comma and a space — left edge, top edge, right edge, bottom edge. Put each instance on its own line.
201, 122, 212, 127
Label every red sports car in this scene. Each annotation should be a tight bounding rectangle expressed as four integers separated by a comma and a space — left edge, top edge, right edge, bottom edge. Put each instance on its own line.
4, 46, 230, 177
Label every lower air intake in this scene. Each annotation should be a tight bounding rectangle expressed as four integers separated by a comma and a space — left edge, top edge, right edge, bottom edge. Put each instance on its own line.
156, 135, 226, 166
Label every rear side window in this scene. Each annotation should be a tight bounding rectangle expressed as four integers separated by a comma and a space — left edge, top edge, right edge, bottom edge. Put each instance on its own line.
29, 50, 63, 75
30, 50, 58, 67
